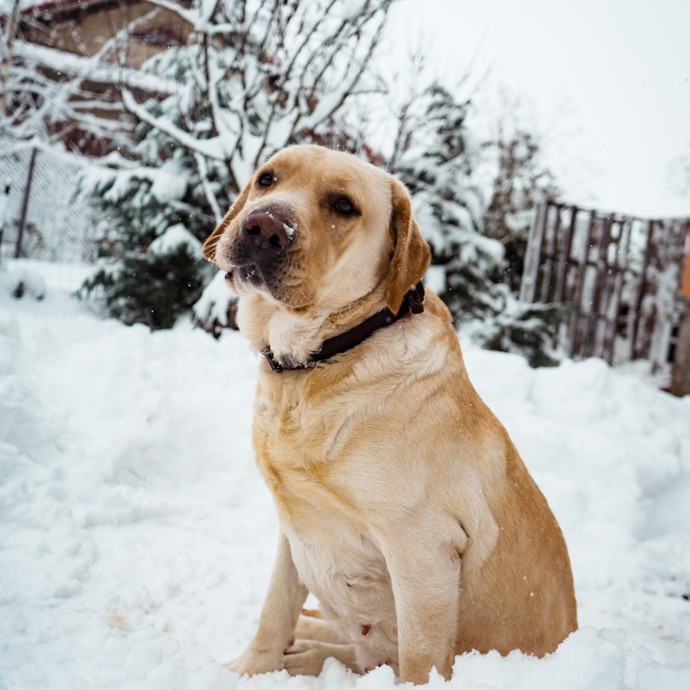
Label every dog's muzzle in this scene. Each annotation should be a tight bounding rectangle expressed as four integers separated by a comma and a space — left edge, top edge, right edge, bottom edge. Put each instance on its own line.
228, 205, 297, 296
236, 206, 295, 264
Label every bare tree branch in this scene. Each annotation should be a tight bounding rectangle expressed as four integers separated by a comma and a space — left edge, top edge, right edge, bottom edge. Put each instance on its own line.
194, 151, 223, 221
299, 8, 388, 133
282, 0, 338, 86
12, 40, 179, 95
122, 88, 226, 160
142, 0, 200, 27
0, 0, 21, 116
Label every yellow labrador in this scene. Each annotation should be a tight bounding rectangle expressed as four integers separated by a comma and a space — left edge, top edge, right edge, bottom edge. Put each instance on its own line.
203, 145, 577, 684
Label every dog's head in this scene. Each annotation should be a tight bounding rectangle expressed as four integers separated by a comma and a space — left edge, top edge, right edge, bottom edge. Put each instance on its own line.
203, 145, 430, 319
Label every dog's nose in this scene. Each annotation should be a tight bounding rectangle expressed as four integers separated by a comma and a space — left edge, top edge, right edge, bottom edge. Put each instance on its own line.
241, 209, 293, 255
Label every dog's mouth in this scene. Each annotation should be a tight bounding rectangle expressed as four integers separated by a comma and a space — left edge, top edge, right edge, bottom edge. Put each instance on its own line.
225, 264, 268, 292
225, 256, 310, 309
234, 264, 264, 289
229, 263, 291, 303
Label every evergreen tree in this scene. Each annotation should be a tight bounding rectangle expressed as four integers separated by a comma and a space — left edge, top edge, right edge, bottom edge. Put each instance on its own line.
482, 107, 559, 293
388, 82, 566, 366
390, 83, 504, 321
471, 301, 569, 368
76, 98, 219, 328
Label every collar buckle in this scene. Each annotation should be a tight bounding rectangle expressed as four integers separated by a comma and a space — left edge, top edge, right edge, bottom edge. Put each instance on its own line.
261, 347, 284, 373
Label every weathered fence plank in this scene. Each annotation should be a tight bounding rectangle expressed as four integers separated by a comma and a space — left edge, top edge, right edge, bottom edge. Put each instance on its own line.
522, 200, 689, 376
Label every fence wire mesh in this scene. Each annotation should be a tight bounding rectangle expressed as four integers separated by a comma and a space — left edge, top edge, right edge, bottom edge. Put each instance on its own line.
0, 147, 97, 266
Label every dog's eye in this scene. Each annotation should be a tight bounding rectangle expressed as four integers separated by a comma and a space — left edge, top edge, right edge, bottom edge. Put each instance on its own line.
333, 196, 357, 216
257, 173, 275, 188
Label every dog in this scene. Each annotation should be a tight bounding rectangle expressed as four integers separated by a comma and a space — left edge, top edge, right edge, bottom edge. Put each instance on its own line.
202, 144, 577, 684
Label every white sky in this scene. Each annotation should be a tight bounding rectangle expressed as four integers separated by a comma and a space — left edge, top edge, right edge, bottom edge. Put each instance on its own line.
385, 0, 690, 218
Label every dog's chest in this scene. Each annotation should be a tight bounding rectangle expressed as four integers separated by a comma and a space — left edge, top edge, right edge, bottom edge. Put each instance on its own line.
260, 441, 398, 649
285, 514, 391, 605
253, 376, 398, 647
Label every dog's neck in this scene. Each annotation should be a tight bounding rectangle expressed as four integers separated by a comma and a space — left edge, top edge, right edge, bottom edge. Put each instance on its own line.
236, 282, 424, 371
262, 284, 426, 372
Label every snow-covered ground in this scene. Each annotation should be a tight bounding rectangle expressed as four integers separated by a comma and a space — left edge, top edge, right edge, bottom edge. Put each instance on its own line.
1, 285, 689, 690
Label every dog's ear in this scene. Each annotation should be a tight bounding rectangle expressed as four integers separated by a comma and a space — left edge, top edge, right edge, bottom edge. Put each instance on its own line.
202, 181, 252, 262
386, 177, 431, 313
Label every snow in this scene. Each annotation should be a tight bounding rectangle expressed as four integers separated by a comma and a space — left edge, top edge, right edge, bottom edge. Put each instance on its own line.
425, 265, 446, 295
1, 288, 689, 690
0, 262, 45, 299
148, 224, 202, 258
149, 161, 189, 204
282, 222, 296, 241
11, 40, 179, 98
192, 270, 235, 330
0, 1, 44, 13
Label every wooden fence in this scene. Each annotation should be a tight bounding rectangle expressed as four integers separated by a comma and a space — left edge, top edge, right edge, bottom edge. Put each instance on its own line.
520, 200, 690, 371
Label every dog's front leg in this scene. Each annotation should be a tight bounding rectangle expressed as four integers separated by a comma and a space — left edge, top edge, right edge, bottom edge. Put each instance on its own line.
226, 532, 307, 676
382, 529, 462, 684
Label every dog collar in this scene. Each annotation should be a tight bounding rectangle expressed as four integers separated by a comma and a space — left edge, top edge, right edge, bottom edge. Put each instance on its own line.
261, 282, 426, 373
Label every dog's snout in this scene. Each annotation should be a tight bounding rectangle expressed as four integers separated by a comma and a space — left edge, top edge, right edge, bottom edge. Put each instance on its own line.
242, 209, 293, 255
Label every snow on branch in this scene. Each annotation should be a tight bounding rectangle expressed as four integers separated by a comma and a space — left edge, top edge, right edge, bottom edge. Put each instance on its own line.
121, 89, 227, 161
2, 7, 165, 147
296, 16, 387, 133
11, 41, 179, 96
194, 150, 224, 222
141, 0, 202, 27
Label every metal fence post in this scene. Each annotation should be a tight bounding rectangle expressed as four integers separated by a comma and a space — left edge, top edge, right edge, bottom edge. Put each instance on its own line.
15, 147, 39, 258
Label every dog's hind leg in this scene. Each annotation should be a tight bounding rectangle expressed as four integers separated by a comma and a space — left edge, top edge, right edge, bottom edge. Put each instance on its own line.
294, 612, 347, 645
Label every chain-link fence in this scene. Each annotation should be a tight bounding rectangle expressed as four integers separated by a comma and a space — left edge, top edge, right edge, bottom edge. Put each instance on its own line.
0, 147, 97, 289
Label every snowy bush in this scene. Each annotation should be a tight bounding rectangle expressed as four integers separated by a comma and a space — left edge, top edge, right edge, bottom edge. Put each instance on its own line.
0, 264, 46, 300
76, 117, 214, 328
470, 299, 572, 368
192, 271, 238, 338
389, 83, 492, 319
78, 246, 206, 330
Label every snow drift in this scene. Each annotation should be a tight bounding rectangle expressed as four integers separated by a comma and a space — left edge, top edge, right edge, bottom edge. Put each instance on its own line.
1, 288, 689, 690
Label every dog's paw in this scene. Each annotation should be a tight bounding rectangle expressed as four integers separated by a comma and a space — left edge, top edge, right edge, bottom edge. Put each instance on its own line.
283, 640, 326, 676
283, 639, 358, 676
224, 648, 283, 676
